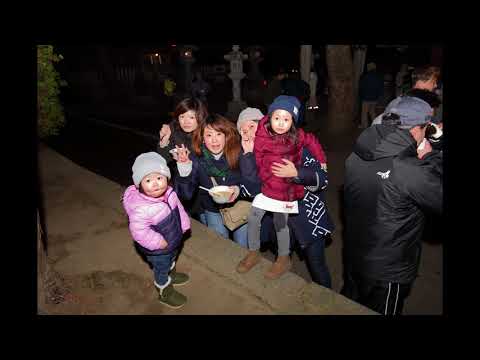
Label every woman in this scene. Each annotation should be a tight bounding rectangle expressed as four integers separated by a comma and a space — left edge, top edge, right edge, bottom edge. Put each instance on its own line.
173, 114, 259, 248
157, 97, 208, 219
238, 107, 334, 287
157, 97, 208, 165
259, 146, 334, 287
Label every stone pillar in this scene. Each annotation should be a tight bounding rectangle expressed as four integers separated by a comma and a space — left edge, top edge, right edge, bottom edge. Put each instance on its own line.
224, 45, 248, 120
300, 45, 312, 83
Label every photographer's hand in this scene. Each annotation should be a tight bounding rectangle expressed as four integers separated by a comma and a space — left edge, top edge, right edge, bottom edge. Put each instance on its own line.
417, 139, 433, 159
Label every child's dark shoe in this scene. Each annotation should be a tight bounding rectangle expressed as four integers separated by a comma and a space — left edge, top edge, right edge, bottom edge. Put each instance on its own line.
156, 277, 187, 309
170, 268, 190, 286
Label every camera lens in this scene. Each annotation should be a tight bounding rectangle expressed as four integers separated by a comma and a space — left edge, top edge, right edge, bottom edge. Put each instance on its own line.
425, 124, 436, 138
425, 123, 442, 141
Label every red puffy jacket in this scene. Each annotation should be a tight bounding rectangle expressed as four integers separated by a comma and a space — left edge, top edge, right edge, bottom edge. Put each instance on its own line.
254, 115, 327, 201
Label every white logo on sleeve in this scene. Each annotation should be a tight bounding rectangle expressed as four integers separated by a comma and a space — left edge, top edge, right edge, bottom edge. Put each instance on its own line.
376, 170, 391, 179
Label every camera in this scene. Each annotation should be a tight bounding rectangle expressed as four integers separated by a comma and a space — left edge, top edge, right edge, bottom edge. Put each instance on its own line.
425, 123, 443, 143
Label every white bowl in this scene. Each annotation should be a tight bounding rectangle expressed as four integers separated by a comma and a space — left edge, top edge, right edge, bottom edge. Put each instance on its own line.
209, 185, 233, 204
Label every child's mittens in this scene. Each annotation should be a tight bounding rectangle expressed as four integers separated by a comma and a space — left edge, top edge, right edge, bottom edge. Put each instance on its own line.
320, 163, 328, 172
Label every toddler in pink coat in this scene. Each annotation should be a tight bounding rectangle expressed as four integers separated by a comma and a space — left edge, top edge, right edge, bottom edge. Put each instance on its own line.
123, 152, 191, 309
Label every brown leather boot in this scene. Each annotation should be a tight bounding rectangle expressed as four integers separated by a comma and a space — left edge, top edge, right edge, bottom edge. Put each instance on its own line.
264, 255, 291, 280
236, 250, 261, 273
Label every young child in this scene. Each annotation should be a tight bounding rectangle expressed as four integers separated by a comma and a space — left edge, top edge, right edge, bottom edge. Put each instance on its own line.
236, 95, 327, 279
123, 152, 191, 309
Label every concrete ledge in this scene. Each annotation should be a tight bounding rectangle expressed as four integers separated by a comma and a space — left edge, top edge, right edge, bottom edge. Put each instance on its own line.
38, 144, 376, 315
181, 221, 376, 315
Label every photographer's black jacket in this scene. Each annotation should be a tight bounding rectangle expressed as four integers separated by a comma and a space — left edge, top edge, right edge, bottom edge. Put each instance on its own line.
343, 125, 442, 284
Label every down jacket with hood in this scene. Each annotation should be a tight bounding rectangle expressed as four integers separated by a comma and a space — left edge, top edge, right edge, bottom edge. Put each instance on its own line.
123, 185, 190, 255
254, 115, 327, 202
343, 124, 442, 284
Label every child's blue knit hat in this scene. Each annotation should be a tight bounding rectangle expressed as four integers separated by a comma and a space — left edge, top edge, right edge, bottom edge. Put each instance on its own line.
268, 95, 301, 123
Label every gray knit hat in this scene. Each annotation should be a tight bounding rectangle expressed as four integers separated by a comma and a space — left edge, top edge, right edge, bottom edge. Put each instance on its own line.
132, 152, 171, 187
237, 107, 264, 132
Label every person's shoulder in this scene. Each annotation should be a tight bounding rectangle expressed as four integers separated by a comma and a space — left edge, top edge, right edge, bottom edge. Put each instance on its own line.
393, 151, 440, 179
124, 184, 137, 196
166, 187, 180, 200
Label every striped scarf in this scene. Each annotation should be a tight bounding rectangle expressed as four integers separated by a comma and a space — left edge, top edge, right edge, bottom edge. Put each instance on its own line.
201, 144, 230, 179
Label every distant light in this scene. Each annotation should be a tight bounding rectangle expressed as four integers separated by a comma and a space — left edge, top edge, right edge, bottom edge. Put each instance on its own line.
263, 80, 267, 86
155, 53, 159, 56
171, 44, 176, 47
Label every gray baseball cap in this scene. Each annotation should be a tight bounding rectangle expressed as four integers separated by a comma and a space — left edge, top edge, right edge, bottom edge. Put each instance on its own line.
388, 96, 434, 129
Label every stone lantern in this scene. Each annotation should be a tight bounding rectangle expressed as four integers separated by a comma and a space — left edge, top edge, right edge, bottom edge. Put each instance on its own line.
224, 45, 248, 120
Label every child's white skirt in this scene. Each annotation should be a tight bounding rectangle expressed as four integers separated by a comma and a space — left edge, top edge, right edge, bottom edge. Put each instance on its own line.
251, 193, 299, 214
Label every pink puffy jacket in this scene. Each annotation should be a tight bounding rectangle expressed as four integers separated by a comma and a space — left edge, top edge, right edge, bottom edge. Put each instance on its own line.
123, 185, 190, 251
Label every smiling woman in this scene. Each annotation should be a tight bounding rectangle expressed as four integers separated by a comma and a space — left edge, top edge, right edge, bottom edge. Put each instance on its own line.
173, 114, 259, 248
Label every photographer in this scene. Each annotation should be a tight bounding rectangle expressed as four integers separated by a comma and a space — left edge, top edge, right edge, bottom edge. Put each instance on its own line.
342, 96, 443, 315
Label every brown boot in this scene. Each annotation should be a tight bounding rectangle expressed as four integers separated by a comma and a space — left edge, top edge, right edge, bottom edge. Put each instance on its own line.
264, 255, 291, 280
236, 250, 261, 274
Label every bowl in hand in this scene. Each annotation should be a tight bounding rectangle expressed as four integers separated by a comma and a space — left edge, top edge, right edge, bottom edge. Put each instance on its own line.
209, 185, 233, 204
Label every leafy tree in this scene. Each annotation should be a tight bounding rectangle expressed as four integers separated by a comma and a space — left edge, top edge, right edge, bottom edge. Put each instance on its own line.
37, 45, 67, 138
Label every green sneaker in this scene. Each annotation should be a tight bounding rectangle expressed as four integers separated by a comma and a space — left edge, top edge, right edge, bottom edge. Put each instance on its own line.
158, 281, 187, 309
170, 268, 190, 286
